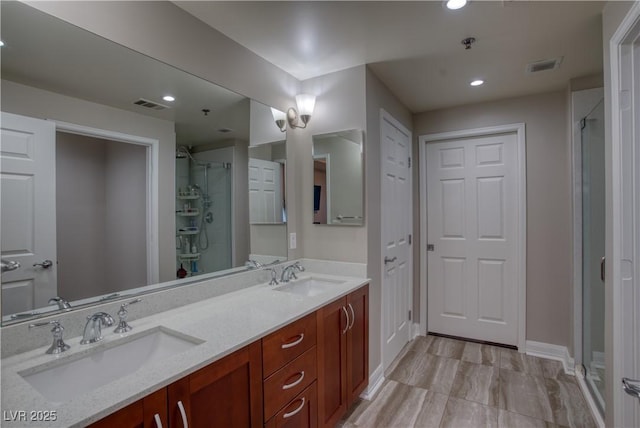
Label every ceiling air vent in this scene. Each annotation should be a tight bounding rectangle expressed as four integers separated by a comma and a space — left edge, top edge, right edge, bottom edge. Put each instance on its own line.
133, 98, 169, 110
526, 57, 563, 74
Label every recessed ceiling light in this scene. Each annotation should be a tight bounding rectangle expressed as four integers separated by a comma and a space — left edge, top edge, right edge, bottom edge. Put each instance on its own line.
446, 0, 467, 10
163, 95, 175, 102
470, 80, 484, 86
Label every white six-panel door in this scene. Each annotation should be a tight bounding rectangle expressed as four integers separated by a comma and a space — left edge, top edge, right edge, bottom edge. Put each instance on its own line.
427, 132, 519, 345
381, 111, 412, 369
248, 157, 282, 224
1, 112, 57, 314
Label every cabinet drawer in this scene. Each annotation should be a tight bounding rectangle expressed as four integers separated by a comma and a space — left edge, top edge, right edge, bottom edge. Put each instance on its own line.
265, 381, 318, 428
263, 313, 317, 377
264, 346, 317, 420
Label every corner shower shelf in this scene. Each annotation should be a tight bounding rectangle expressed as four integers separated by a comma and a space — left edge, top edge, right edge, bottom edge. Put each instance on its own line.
177, 194, 200, 200
177, 210, 199, 217
178, 253, 201, 260
178, 229, 199, 235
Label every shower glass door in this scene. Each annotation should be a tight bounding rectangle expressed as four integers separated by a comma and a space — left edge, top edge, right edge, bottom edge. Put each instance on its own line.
581, 98, 605, 415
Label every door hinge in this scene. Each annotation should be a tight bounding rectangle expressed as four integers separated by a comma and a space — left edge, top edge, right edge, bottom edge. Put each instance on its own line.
408, 234, 412, 245
408, 310, 412, 321
408, 157, 411, 168
427, 244, 435, 252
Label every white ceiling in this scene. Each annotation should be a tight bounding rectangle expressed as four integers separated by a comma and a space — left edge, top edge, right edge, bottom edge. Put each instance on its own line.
174, 1, 605, 112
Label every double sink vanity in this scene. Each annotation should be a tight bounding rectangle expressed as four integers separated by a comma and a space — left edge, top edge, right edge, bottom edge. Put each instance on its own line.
1, 261, 369, 428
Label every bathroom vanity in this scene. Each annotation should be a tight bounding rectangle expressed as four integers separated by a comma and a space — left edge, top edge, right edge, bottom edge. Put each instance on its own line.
1, 267, 369, 428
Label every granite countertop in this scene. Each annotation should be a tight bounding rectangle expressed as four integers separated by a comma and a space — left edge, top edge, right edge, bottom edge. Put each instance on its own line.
1, 272, 369, 427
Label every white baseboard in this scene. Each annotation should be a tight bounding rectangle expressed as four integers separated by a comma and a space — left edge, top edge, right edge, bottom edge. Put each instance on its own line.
525, 340, 575, 375
360, 364, 385, 401
575, 370, 605, 428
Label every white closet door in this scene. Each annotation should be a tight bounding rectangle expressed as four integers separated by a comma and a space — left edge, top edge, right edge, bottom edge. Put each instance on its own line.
248, 158, 282, 224
427, 132, 518, 345
381, 112, 412, 369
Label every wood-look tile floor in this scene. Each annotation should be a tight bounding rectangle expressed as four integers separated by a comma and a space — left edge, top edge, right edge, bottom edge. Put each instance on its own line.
338, 335, 596, 428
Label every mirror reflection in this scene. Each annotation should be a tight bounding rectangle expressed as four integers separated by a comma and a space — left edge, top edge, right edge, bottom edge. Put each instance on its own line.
0, 2, 287, 324
312, 130, 364, 226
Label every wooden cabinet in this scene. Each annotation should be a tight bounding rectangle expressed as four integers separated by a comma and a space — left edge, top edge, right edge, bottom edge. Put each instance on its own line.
89, 284, 368, 428
317, 284, 369, 428
263, 313, 318, 427
89, 343, 262, 428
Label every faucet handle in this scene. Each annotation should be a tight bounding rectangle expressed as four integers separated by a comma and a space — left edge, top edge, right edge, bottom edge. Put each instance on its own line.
29, 320, 70, 354
114, 298, 142, 333
48, 296, 72, 310
268, 268, 279, 286
294, 261, 305, 272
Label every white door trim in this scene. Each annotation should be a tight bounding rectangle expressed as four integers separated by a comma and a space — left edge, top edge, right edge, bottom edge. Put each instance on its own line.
380, 108, 413, 369
52, 120, 160, 285
419, 123, 526, 351
608, 2, 640, 426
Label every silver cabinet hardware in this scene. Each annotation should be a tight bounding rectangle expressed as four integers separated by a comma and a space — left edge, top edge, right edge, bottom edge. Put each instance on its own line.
348, 303, 355, 330
384, 256, 397, 265
1, 259, 20, 272
342, 306, 350, 335
283, 397, 305, 419
32, 259, 53, 269
177, 400, 189, 428
282, 371, 305, 390
29, 320, 70, 354
281, 334, 304, 349
114, 298, 142, 333
153, 413, 163, 428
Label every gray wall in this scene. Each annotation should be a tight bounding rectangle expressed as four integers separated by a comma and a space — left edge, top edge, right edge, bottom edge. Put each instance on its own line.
413, 91, 572, 350
1, 80, 177, 282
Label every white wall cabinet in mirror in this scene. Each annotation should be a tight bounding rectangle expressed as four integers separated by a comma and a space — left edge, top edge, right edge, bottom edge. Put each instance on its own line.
0, 2, 287, 325
312, 129, 364, 226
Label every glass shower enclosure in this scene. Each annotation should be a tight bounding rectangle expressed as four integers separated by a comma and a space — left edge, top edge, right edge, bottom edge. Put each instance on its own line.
580, 98, 605, 415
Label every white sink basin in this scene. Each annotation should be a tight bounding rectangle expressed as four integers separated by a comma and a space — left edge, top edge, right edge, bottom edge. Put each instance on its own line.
20, 327, 203, 404
275, 277, 345, 297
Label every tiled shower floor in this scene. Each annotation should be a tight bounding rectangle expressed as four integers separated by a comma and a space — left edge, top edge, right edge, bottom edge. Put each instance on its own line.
339, 335, 596, 428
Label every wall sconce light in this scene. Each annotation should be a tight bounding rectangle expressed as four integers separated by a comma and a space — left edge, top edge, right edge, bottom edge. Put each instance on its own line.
271, 94, 316, 132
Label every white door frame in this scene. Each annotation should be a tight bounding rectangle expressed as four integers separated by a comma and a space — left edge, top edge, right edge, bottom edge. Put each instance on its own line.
312, 153, 331, 224
608, 2, 640, 426
419, 123, 527, 351
380, 108, 413, 369
53, 120, 160, 285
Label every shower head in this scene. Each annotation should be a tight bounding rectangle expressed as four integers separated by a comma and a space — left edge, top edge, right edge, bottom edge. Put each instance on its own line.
176, 146, 195, 160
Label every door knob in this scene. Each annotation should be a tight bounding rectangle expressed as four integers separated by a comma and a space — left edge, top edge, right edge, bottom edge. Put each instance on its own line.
1, 259, 20, 273
384, 256, 397, 265
622, 378, 640, 403
33, 260, 53, 269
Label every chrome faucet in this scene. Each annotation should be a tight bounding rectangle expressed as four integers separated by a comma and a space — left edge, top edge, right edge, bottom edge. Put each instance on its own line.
246, 259, 264, 269
81, 312, 114, 344
29, 320, 70, 354
48, 296, 71, 310
280, 262, 305, 283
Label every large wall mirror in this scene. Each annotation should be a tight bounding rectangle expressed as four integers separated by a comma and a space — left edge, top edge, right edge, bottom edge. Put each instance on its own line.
0, 2, 287, 325
312, 129, 364, 226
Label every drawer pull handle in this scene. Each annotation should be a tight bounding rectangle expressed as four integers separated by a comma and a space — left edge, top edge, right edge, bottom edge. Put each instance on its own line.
283, 397, 306, 419
342, 306, 349, 335
348, 303, 355, 330
281, 333, 304, 349
177, 400, 188, 428
282, 371, 305, 390
154, 413, 163, 428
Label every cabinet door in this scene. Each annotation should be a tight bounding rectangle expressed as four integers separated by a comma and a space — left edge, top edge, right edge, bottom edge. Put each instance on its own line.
316, 297, 348, 428
168, 342, 263, 428
265, 382, 317, 428
347, 284, 369, 404
88, 388, 166, 428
